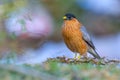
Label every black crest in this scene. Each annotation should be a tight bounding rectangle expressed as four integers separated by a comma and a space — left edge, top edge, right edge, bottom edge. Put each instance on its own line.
64, 13, 76, 20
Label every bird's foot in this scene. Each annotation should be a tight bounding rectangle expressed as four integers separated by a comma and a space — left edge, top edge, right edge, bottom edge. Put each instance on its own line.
77, 55, 81, 60
74, 54, 81, 61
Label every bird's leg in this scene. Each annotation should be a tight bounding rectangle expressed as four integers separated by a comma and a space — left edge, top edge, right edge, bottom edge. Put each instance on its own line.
74, 53, 77, 59
74, 53, 81, 60
82, 53, 88, 60
77, 54, 81, 60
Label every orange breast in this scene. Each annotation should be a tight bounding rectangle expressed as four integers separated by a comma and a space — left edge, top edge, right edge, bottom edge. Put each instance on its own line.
62, 19, 88, 55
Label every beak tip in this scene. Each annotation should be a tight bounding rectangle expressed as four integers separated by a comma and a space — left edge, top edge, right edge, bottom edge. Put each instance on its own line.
63, 16, 67, 20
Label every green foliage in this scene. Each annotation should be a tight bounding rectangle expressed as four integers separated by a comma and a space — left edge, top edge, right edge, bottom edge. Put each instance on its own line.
0, 57, 120, 80
42, 58, 120, 80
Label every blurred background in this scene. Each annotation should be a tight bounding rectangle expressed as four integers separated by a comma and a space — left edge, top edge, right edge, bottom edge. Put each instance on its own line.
0, 0, 120, 64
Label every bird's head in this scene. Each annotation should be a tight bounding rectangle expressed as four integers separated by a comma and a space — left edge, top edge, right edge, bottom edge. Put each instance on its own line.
63, 13, 76, 20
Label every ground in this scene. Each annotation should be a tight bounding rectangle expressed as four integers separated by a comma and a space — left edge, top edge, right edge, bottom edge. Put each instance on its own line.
0, 56, 120, 80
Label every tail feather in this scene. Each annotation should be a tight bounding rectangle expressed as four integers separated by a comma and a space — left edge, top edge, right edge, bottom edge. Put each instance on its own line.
88, 48, 101, 59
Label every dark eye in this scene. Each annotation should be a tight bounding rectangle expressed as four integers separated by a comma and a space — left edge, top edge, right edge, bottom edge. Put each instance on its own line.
68, 16, 72, 20
64, 13, 76, 20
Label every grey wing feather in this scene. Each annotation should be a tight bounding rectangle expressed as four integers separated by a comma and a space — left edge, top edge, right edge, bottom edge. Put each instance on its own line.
80, 26, 101, 59
80, 26, 95, 49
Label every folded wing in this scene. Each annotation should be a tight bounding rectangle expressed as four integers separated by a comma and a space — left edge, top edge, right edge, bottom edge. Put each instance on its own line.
80, 26, 101, 59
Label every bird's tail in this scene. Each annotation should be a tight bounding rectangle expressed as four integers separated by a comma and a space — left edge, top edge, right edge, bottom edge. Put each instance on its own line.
88, 48, 101, 59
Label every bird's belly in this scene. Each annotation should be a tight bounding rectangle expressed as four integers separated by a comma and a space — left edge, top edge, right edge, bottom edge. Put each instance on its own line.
63, 31, 88, 55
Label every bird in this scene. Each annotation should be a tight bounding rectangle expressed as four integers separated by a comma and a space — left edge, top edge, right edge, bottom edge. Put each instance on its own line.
62, 13, 101, 59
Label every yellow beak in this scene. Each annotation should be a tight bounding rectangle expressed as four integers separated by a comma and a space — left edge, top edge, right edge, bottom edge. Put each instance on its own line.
63, 16, 67, 20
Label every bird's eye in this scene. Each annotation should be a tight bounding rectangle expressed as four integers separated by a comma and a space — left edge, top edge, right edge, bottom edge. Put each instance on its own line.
68, 16, 72, 20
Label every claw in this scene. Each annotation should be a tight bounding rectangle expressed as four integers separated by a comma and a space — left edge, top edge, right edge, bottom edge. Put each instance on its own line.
74, 53, 81, 60
74, 53, 77, 59
77, 55, 81, 60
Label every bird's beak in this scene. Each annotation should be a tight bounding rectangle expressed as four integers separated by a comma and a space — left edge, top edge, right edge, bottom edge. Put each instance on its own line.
63, 16, 67, 20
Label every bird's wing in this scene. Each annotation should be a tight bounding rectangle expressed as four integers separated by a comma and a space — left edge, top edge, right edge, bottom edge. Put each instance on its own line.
80, 26, 95, 49
80, 26, 101, 59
